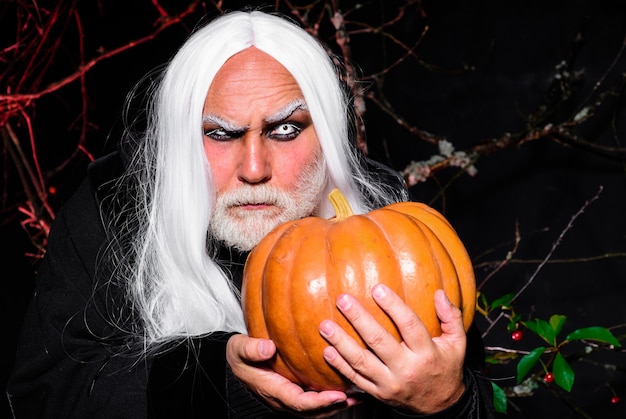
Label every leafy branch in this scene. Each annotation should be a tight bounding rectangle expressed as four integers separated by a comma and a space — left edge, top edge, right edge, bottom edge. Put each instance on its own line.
476, 187, 625, 413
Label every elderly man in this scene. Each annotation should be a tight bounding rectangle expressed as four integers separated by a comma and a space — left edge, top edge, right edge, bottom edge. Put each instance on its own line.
8, 10, 494, 418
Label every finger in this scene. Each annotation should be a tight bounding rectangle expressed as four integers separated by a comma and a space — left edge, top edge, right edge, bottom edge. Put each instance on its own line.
319, 320, 375, 387
230, 334, 277, 363
228, 336, 350, 416
257, 373, 351, 418
433, 289, 466, 343
319, 294, 398, 390
271, 383, 349, 413
333, 293, 400, 365
370, 283, 432, 352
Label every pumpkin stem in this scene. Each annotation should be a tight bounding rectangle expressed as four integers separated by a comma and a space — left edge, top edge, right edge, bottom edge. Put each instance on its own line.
328, 188, 354, 219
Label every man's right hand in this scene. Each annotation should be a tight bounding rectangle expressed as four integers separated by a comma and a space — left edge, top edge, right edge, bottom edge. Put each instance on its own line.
226, 334, 359, 418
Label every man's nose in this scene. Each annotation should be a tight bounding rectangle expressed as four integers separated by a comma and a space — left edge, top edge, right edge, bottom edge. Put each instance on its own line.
237, 135, 271, 184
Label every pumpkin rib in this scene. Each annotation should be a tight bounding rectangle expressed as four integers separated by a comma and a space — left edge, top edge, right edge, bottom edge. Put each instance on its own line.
367, 208, 442, 337
320, 226, 355, 390
391, 204, 476, 331
264, 223, 300, 383
399, 202, 455, 229
326, 215, 396, 345
355, 212, 406, 341
412, 217, 463, 322
272, 219, 330, 387
243, 221, 305, 382
291, 220, 341, 389
242, 224, 280, 338
285, 227, 314, 385
271, 222, 318, 374
404, 217, 451, 336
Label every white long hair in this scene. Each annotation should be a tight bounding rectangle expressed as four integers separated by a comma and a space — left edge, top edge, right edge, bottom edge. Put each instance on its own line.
111, 10, 407, 347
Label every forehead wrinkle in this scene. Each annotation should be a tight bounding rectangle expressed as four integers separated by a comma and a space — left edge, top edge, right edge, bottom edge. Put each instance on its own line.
265, 99, 308, 124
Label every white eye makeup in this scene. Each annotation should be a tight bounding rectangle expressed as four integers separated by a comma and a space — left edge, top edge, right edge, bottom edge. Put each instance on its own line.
203, 98, 310, 142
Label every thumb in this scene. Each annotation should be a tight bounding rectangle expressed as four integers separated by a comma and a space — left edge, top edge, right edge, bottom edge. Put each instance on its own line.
434, 289, 466, 340
228, 334, 276, 364
256, 338, 276, 360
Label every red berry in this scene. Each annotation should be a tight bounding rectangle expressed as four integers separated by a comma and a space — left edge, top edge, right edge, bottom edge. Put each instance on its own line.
544, 372, 554, 383
511, 330, 523, 341
611, 396, 620, 404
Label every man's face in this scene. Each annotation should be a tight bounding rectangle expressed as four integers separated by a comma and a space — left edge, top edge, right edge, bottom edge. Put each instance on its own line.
203, 47, 328, 251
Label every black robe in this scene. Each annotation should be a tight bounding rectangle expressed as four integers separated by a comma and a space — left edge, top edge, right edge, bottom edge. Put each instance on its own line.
7, 151, 495, 418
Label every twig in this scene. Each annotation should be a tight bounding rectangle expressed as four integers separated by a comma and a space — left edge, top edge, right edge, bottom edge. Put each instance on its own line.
510, 186, 603, 304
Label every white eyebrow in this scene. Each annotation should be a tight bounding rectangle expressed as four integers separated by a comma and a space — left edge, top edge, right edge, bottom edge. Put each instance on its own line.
265, 99, 308, 124
202, 114, 245, 132
202, 98, 308, 131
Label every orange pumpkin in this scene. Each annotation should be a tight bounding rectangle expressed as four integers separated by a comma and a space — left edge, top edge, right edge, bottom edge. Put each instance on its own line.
242, 189, 476, 392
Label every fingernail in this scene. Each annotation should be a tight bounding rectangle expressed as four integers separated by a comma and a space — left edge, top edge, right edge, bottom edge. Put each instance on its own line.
323, 346, 337, 361
336, 294, 352, 311
372, 284, 387, 300
258, 340, 271, 357
440, 289, 453, 305
319, 320, 334, 337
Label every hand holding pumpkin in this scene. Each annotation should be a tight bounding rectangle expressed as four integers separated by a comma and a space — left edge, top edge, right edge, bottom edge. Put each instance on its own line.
318, 286, 467, 414
225, 333, 360, 417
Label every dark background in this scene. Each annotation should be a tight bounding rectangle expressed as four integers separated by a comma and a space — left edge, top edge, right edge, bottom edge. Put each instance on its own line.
2, 0, 626, 417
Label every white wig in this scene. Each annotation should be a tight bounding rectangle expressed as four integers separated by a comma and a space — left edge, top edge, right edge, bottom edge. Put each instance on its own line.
117, 10, 406, 346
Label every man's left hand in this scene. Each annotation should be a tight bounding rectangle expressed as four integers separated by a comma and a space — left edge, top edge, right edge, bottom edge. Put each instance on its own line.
319, 285, 467, 414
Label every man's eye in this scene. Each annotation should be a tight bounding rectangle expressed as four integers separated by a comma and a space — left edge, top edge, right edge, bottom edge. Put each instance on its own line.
204, 128, 241, 141
269, 123, 301, 140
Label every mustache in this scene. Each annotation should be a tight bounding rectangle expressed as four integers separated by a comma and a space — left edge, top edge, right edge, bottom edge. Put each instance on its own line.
216, 184, 291, 208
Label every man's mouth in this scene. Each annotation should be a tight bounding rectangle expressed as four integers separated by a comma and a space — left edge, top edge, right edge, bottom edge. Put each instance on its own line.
236, 203, 274, 210
228, 202, 282, 216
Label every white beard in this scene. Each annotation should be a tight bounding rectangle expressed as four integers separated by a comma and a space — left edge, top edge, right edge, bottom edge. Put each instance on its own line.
209, 153, 328, 251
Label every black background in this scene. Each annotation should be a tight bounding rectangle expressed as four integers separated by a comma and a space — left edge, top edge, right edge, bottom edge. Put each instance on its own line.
2, 1, 626, 417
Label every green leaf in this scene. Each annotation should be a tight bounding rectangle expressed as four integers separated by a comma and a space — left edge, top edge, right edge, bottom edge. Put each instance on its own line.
524, 319, 539, 333
566, 327, 622, 347
525, 319, 556, 345
491, 382, 508, 413
553, 353, 575, 392
491, 292, 515, 309
549, 314, 567, 337
517, 347, 546, 383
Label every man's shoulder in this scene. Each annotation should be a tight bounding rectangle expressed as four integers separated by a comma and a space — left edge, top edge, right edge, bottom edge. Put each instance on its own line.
49, 151, 123, 251
87, 151, 125, 197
